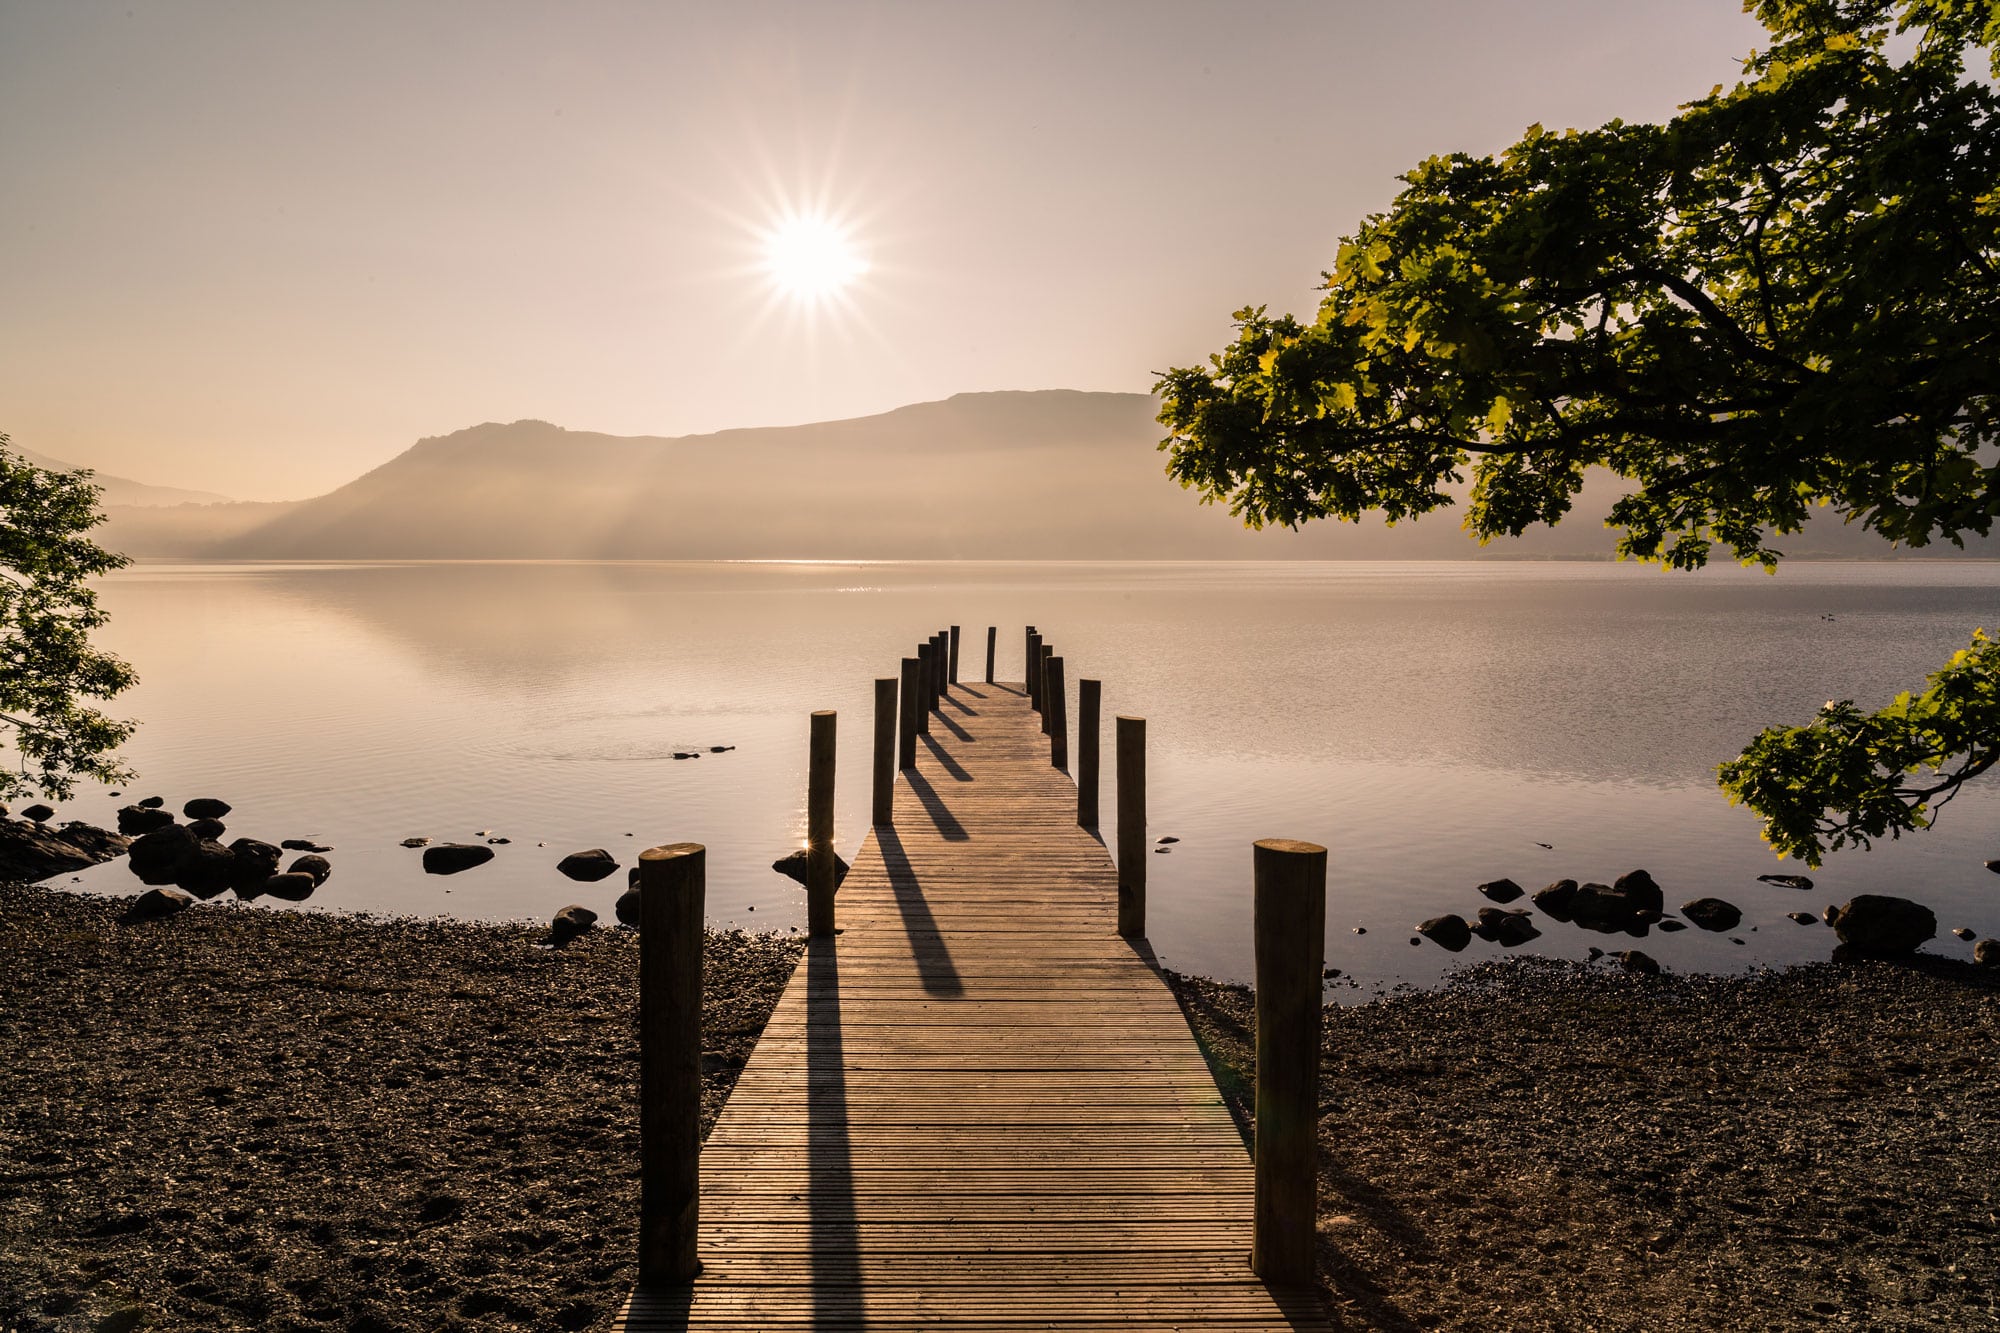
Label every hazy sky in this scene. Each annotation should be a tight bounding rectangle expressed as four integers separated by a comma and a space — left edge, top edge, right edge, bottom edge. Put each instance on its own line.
1, 1, 1766, 499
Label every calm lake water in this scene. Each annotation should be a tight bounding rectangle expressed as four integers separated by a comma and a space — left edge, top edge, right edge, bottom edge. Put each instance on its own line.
50, 559, 2000, 995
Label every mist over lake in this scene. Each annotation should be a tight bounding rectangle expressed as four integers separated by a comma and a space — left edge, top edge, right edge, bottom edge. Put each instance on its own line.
48, 557, 2000, 994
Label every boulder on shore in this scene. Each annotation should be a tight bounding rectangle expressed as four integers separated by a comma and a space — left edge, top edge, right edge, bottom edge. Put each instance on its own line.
261, 872, 318, 902
1617, 949, 1661, 974
174, 840, 237, 899
556, 849, 619, 883
227, 839, 283, 895
615, 887, 642, 927
127, 825, 197, 885
1975, 938, 1999, 966
551, 904, 598, 945
1828, 895, 1936, 956
124, 887, 193, 922
1417, 914, 1472, 952
771, 848, 851, 887
0, 817, 130, 882
1681, 898, 1743, 932
422, 843, 494, 875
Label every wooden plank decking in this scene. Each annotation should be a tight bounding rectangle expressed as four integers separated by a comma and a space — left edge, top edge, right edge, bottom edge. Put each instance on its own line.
615, 681, 1328, 1331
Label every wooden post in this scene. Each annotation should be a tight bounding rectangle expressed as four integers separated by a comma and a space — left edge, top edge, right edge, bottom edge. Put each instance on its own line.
948, 625, 960, 684
898, 657, 920, 769
1252, 838, 1327, 1287
1026, 632, 1043, 712
1116, 715, 1146, 938
929, 634, 944, 710
1077, 679, 1101, 827
1046, 655, 1068, 770
639, 841, 704, 1285
806, 710, 837, 937
985, 626, 996, 684
872, 678, 896, 826
1024, 627, 1036, 693
916, 642, 934, 734
1038, 644, 1055, 735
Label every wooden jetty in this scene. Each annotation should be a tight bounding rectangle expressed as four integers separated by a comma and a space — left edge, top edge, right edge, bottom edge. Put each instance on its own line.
615, 640, 1329, 1331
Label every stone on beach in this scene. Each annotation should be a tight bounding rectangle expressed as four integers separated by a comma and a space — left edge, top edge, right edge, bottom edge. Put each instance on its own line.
556, 849, 618, 882
614, 887, 642, 927
422, 843, 494, 875
0, 817, 129, 882
1616, 949, 1661, 974
1976, 938, 1999, 966
551, 904, 597, 944
124, 886, 193, 921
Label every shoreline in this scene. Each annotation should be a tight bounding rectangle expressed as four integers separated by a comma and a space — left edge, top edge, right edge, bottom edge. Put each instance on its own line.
4, 883, 1996, 1331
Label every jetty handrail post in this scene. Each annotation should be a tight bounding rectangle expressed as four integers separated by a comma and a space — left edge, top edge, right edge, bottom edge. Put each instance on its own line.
948, 625, 960, 684
1077, 678, 1101, 827
1116, 715, 1146, 938
1026, 631, 1042, 710
1251, 838, 1328, 1287
915, 642, 935, 734
1038, 644, 1055, 735
929, 634, 945, 710
639, 841, 705, 1285
897, 657, 920, 769
806, 710, 837, 937
1047, 655, 1069, 770
871, 678, 896, 826
985, 626, 996, 684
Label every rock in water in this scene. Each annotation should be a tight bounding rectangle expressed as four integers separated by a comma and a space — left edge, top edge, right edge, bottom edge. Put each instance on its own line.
226, 839, 283, 895
260, 871, 318, 901
422, 843, 494, 875
1829, 895, 1937, 956
771, 848, 850, 887
1976, 938, 1999, 966
1680, 898, 1743, 932
1758, 873, 1815, 890
1613, 869, 1664, 914
280, 838, 332, 852
1617, 950, 1661, 974
1953, 926, 1976, 941
1533, 879, 1580, 918
400, 836, 430, 848
1655, 919, 1688, 932
1416, 914, 1472, 952
186, 818, 227, 841
135, 795, 165, 809
124, 887, 194, 921
183, 797, 232, 820
615, 887, 642, 927
116, 805, 177, 836
174, 839, 237, 899
1985, 860, 2000, 875
556, 849, 619, 882
1788, 911, 1819, 925
551, 904, 598, 944
287, 853, 332, 886
1477, 877, 1525, 903
0, 817, 129, 882
20, 803, 54, 824
1568, 882, 1648, 930
126, 825, 198, 886
1474, 907, 1540, 948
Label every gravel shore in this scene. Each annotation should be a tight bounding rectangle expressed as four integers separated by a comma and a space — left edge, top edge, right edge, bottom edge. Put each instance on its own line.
1170, 956, 2000, 1331
5, 882, 1996, 1332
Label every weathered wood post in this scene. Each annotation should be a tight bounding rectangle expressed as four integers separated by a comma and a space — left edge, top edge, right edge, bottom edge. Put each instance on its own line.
948, 625, 960, 684
929, 634, 945, 708
1026, 631, 1042, 711
1038, 643, 1055, 735
806, 710, 837, 937
1046, 655, 1068, 770
1077, 678, 1101, 827
872, 677, 896, 826
1252, 838, 1327, 1287
916, 642, 935, 734
639, 841, 704, 1285
985, 626, 996, 684
898, 656, 920, 769
1116, 715, 1146, 938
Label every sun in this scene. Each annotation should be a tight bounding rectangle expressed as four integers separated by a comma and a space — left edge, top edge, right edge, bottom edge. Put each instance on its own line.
760, 213, 869, 304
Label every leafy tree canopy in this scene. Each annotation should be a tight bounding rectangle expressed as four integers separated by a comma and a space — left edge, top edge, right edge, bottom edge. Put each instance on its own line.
0, 433, 136, 801
1155, 0, 2000, 862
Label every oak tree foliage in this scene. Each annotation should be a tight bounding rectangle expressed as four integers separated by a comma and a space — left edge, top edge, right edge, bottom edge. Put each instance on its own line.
1155, 0, 2000, 862
0, 433, 136, 801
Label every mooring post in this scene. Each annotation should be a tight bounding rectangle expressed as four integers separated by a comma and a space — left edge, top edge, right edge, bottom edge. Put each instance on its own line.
898, 657, 920, 768
1047, 655, 1069, 770
1038, 643, 1055, 735
806, 710, 837, 937
872, 678, 896, 825
1026, 631, 1042, 710
985, 626, 996, 684
639, 841, 704, 1285
1252, 838, 1327, 1287
916, 642, 934, 734
1116, 715, 1146, 938
929, 634, 945, 710
948, 625, 960, 684
1077, 678, 1101, 827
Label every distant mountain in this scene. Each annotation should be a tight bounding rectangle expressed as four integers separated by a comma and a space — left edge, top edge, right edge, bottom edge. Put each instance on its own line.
88, 390, 2000, 560
15, 446, 231, 507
